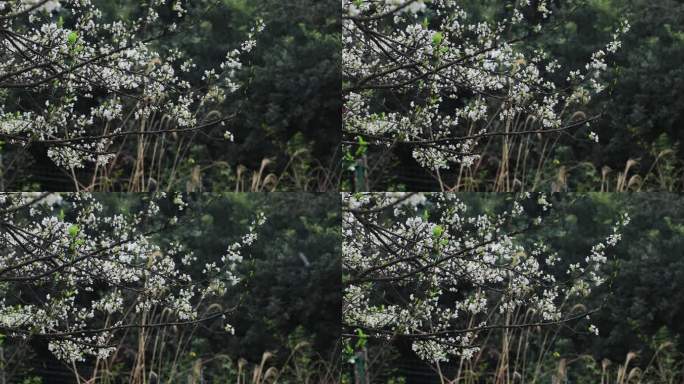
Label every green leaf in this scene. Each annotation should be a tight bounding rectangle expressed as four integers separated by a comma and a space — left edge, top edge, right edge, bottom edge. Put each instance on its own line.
355, 328, 368, 349
355, 136, 368, 157
432, 225, 444, 238
68, 224, 80, 238
432, 32, 443, 46
67, 31, 78, 46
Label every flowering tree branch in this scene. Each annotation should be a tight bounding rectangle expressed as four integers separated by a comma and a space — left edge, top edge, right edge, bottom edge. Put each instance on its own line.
0, 193, 265, 362
0, 0, 264, 170
343, 193, 628, 362
343, 0, 630, 174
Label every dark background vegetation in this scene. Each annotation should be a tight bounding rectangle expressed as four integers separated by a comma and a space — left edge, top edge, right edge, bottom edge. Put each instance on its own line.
163, 193, 341, 362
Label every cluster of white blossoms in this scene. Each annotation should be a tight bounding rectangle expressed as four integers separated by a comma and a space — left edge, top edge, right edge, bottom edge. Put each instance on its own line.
0, 193, 265, 362
0, 0, 263, 168
343, 193, 629, 363
343, 0, 630, 170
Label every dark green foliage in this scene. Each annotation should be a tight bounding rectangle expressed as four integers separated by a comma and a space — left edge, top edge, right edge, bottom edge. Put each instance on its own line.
123, 193, 341, 366
234, 0, 341, 172
166, 193, 341, 363
149, 0, 341, 178
220, 193, 341, 362
599, 1, 684, 167
519, 193, 684, 364
585, 194, 684, 360
541, 0, 684, 173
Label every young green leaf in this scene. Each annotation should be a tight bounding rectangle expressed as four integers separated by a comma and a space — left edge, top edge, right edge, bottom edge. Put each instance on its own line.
432, 31, 443, 46
432, 224, 444, 238
68, 224, 80, 238
67, 31, 78, 46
